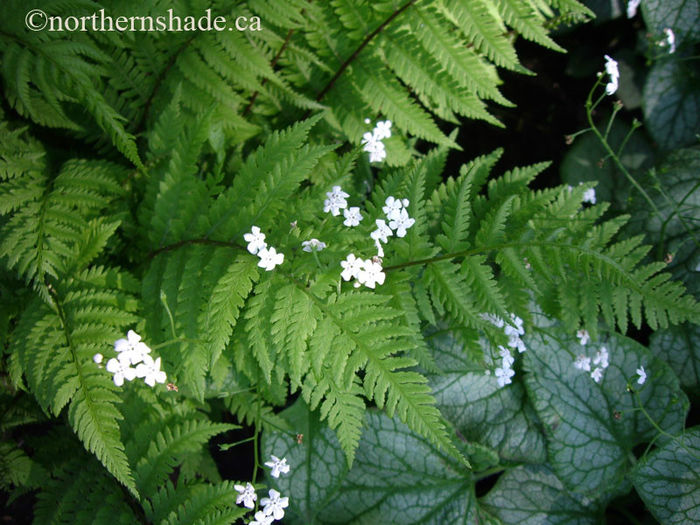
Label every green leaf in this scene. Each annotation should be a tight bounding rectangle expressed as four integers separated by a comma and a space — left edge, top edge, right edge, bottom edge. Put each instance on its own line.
261, 399, 351, 524
626, 147, 700, 298
642, 60, 700, 150
428, 331, 547, 464
481, 464, 601, 524
649, 322, 700, 394
524, 324, 689, 497
631, 426, 700, 525
642, 0, 700, 45
264, 400, 493, 524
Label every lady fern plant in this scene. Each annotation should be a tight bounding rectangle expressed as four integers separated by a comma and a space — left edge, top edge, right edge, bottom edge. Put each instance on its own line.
1, 0, 698, 523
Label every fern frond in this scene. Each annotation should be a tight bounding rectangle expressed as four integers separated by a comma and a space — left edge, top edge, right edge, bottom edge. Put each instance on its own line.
0, 136, 126, 291
150, 481, 244, 525
134, 419, 235, 496
33, 451, 137, 525
12, 265, 139, 495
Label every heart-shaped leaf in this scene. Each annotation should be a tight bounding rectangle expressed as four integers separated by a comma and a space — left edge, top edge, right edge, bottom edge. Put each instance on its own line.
481, 464, 602, 524
262, 399, 498, 524
428, 331, 546, 464
649, 322, 700, 394
643, 61, 700, 150
631, 426, 700, 524
524, 326, 689, 497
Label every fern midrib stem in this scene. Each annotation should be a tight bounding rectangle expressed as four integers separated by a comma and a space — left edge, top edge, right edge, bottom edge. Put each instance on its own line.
137, 34, 197, 134
148, 236, 659, 299
303, 0, 418, 117
243, 28, 295, 116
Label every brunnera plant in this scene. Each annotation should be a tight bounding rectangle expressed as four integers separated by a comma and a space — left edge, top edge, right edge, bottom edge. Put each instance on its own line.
0, 0, 698, 524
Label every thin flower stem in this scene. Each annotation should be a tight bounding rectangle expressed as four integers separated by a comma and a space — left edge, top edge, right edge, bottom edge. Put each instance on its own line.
159, 291, 178, 340
219, 436, 256, 451
614, 119, 641, 158
584, 81, 661, 220
603, 100, 622, 141
631, 390, 700, 461
252, 376, 262, 487
312, 250, 323, 270
151, 337, 203, 350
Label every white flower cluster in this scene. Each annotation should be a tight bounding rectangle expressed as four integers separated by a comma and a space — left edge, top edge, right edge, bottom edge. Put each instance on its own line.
235, 456, 291, 525
337, 195, 415, 289
495, 345, 515, 387
483, 313, 527, 354
93, 330, 166, 388
245, 226, 284, 271
604, 55, 620, 96
573, 346, 609, 383
323, 186, 364, 228
361, 119, 392, 163
660, 28, 676, 54
341, 254, 385, 289
626, 0, 641, 18
482, 313, 527, 387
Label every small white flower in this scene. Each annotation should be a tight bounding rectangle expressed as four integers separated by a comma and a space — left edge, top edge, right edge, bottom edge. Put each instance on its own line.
323, 186, 349, 216
574, 355, 592, 372
382, 196, 404, 221
373, 120, 392, 140
234, 482, 257, 509
106, 358, 136, 387
135, 355, 167, 387
636, 365, 647, 385
495, 366, 515, 387
576, 329, 591, 346
364, 118, 371, 124
374, 238, 385, 258
302, 238, 326, 252
388, 208, 415, 238
661, 28, 676, 53
508, 335, 527, 353
114, 330, 151, 366
370, 219, 393, 244
249, 510, 275, 525
340, 253, 364, 281
93, 353, 103, 364
504, 315, 525, 337
591, 366, 604, 383
593, 346, 609, 369
264, 455, 290, 478
244, 226, 267, 255
357, 260, 385, 289
499, 345, 514, 368
362, 133, 386, 163
368, 142, 387, 163
604, 55, 619, 95
582, 188, 596, 204
343, 206, 363, 227
260, 489, 289, 520
627, 0, 641, 18
257, 247, 284, 271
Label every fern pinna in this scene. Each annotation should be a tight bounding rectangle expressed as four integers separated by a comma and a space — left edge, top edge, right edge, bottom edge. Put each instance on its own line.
1, 0, 697, 523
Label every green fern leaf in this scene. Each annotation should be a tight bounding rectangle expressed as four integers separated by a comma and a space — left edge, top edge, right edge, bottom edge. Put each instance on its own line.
134, 419, 236, 496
